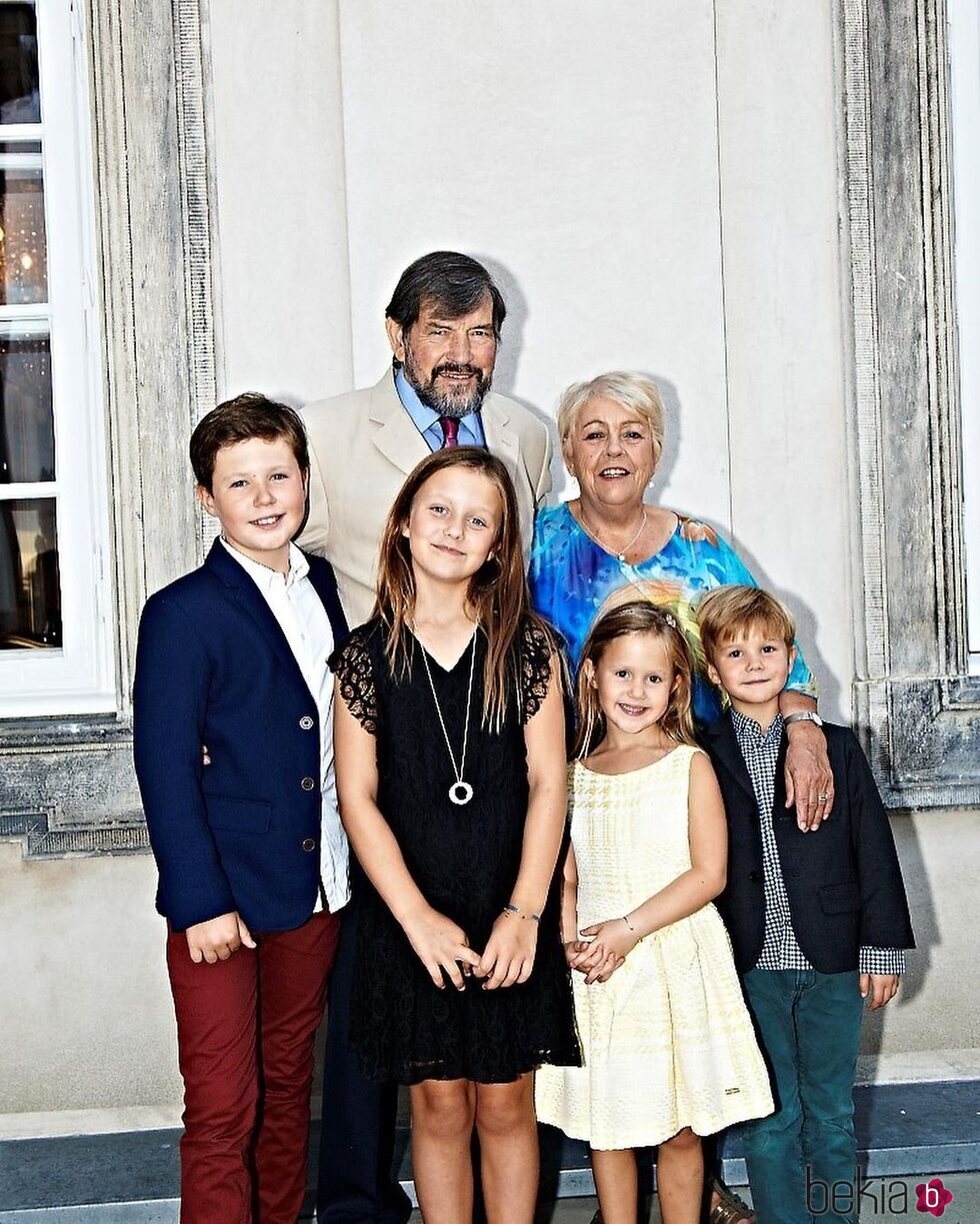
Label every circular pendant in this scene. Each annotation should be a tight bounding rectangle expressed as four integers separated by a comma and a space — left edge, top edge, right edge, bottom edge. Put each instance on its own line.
449, 781, 474, 806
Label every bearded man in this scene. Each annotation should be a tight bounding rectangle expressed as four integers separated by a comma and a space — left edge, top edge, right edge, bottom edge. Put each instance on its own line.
300, 251, 552, 1223
300, 250, 553, 625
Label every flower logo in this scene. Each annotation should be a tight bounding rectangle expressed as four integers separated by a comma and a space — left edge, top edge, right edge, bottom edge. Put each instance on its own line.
915, 1176, 954, 1216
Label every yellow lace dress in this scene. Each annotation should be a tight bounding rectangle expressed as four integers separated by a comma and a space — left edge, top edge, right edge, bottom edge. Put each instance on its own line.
535, 746, 773, 1149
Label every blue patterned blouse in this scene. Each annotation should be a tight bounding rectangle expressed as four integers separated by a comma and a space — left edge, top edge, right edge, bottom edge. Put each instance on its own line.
529, 501, 816, 725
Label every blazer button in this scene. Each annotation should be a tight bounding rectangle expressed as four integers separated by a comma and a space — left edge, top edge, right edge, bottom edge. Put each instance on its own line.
748, 870, 761, 883
299, 715, 315, 730
301, 776, 316, 791
302, 838, 316, 852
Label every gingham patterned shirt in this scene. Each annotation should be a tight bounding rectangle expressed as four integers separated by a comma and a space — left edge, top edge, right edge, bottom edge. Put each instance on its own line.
731, 709, 905, 976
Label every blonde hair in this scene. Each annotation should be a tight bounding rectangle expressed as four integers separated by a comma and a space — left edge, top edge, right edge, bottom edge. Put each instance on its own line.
574, 601, 697, 757
557, 371, 665, 468
374, 447, 546, 730
696, 585, 796, 667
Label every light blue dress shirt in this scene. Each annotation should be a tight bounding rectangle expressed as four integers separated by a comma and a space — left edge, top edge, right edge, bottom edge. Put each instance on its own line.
394, 368, 487, 450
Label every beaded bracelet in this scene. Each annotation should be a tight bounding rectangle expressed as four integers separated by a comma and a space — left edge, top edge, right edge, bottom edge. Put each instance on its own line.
503, 902, 541, 923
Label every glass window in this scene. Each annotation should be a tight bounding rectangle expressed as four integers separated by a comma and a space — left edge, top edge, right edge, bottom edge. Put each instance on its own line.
0, 166, 47, 304
0, 0, 56, 657
0, 326, 53, 484
0, 3, 39, 124
0, 0, 114, 713
0, 496, 59, 647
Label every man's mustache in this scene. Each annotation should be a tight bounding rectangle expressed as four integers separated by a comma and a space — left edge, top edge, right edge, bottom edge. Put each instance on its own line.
433, 363, 482, 380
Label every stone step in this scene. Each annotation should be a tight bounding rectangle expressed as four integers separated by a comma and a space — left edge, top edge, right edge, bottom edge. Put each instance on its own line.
0, 1080, 977, 1218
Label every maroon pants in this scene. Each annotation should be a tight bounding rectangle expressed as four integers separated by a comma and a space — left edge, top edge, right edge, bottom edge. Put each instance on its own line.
166, 910, 341, 1224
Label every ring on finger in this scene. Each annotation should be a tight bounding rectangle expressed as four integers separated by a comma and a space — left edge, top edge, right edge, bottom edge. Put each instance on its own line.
817, 792, 829, 802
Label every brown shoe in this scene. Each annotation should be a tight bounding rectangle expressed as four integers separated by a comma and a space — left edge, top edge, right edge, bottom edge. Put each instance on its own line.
709, 1176, 755, 1223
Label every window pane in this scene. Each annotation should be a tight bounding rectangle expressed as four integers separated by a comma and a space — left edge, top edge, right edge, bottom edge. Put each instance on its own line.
0, 167, 46, 303
0, 496, 60, 648
0, 329, 52, 481
0, 4, 39, 124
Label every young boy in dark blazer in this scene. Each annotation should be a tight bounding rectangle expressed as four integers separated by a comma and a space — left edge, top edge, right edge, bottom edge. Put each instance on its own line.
697, 585, 913, 1224
133, 394, 349, 1224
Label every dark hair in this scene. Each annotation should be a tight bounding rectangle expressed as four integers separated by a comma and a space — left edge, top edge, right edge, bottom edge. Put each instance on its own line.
385, 251, 507, 343
190, 393, 309, 491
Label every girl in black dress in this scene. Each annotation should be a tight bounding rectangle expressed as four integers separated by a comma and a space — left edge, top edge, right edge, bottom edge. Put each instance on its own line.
332, 448, 579, 1223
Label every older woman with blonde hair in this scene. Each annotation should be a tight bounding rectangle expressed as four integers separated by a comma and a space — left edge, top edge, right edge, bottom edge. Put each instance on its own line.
530, 372, 833, 1224
529, 370, 832, 829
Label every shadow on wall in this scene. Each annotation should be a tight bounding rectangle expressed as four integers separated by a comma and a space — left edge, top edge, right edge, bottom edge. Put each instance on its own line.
860, 815, 936, 1048
472, 254, 571, 492
474, 254, 529, 403
648, 369, 840, 725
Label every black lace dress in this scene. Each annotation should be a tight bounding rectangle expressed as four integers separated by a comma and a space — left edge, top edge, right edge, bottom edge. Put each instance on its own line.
333, 615, 581, 1085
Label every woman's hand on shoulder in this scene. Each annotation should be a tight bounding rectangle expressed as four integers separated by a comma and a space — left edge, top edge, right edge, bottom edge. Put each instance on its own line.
784, 717, 834, 831
676, 515, 719, 546
401, 905, 481, 991
475, 908, 540, 990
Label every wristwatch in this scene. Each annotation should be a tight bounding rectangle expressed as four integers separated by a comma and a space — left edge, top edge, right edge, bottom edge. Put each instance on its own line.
784, 710, 823, 728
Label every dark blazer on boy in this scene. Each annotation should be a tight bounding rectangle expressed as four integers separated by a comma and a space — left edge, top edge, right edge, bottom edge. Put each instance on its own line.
702, 715, 914, 975
133, 539, 348, 934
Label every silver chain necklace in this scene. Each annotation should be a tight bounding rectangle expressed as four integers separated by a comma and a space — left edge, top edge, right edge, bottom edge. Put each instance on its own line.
577, 505, 647, 562
416, 626, 477, 806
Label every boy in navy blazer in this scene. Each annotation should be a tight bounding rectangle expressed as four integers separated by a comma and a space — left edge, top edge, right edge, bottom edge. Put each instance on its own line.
133, 394, 349, 1224
697, 585, 913, 1224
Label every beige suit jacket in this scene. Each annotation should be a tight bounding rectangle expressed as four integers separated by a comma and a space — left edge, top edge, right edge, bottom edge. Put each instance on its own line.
298, 370, 553, 624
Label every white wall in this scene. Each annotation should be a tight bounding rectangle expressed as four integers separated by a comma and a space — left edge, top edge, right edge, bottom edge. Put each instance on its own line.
338, 0, 731, 528
205, 0, 354, 404
0, 842, 181, 1112
209, 0, 852, 718
714, 3, 852, 719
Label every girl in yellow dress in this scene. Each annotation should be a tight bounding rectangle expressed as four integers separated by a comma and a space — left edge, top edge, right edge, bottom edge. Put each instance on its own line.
535, 601, 772, 1224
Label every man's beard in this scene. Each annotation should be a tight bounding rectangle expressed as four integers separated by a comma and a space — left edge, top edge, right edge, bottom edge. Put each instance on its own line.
402, 344, 493, 421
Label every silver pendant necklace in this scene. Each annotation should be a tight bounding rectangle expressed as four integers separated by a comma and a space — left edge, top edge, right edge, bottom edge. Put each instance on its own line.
416, 626, 477, 806
578, 505, 647, 562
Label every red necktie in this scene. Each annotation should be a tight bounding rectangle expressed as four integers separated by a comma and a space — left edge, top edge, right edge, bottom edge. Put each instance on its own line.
440, 417, 459, 448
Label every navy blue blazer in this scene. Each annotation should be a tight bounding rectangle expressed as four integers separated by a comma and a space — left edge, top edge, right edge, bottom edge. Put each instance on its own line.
133, 541, 349, 933
701, 714, 914, 975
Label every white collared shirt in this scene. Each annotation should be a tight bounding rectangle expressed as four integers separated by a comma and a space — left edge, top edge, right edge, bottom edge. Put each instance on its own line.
220, 538, 350, 914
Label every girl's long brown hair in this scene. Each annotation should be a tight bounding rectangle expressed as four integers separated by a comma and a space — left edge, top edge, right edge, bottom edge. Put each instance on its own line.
374, 447, 542, 729
574, 601, 697, 757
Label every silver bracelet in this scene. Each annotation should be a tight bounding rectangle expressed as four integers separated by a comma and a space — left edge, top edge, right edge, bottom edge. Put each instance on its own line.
503, 902, 541, 923
622, 913, 637, 932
